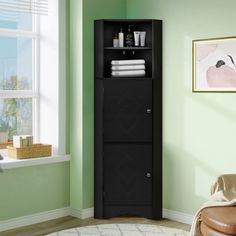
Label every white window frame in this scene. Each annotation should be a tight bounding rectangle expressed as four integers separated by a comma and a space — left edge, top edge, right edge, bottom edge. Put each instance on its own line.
38, 0, 66, 155
0, 13, 40, 141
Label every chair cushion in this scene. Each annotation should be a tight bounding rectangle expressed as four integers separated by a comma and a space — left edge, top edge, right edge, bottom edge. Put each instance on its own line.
200, 222, 232, 236
201, 206, 236, 235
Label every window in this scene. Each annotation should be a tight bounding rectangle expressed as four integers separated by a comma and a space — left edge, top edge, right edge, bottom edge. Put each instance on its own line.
0, 0, 66, 155
0, 9, 39, 141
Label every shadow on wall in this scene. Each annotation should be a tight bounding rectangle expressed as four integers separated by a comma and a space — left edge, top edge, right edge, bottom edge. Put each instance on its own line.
163, 79, 236, 214
163, 144, 218, 214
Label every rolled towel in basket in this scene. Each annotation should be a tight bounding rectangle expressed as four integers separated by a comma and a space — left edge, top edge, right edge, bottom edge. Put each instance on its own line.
112, 70, 146, 77
111, 59, 145, 66
112, 64, 145, 71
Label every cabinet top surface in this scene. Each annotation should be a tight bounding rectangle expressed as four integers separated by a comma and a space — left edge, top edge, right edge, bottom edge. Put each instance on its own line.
95, 19, 162, 23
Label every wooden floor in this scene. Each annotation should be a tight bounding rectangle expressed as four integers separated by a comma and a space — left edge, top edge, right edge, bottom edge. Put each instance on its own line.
1, 216, 191, 236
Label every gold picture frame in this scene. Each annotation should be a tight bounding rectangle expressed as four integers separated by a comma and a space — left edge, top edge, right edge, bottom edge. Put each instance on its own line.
193, 36, 236, 92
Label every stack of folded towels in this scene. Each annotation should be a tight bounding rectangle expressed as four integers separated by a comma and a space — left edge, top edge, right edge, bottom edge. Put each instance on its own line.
111, 59, 146, 77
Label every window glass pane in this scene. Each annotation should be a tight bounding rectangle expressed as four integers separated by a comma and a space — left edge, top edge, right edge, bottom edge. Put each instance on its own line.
0, 11, 32, 31
0, 37, 33, 90
0, 98, 32, 140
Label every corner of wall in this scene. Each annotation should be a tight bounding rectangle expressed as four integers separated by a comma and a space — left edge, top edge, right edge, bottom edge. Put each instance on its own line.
69, 0, 84, 210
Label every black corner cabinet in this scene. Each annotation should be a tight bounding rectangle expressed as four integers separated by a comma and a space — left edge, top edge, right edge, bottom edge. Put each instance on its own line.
94, 19, 162, 219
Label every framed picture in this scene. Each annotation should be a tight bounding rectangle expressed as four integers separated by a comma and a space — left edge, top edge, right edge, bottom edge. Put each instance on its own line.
193, 36, 236, 92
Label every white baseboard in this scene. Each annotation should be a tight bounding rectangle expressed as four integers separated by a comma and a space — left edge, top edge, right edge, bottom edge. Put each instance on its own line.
0, 207, 94, 232
163, 208, 194, 225
70, 207, 94, 219
0, 207, 70, 232
0, 207, 193, 232
70, 207, 194, 224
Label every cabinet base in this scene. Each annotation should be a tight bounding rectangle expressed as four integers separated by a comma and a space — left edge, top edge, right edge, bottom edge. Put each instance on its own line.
95, 205, 162, 220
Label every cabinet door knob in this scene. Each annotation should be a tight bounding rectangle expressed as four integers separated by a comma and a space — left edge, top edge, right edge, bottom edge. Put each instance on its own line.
146, 172, 152, 178
146, 108, 152, 114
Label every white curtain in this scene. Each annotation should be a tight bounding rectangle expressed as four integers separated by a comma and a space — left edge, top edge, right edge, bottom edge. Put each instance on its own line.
0, 0, 48, 15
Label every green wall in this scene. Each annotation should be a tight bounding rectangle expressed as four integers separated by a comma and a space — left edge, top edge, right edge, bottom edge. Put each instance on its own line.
70, 0, 126, 210
0, 163, 69, 221
127, 0, 236, 214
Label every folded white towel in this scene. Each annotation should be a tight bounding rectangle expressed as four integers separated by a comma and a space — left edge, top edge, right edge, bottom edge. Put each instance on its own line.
112, 65, 145, 71
111, 59, 145, 66
112, 70, 146, 77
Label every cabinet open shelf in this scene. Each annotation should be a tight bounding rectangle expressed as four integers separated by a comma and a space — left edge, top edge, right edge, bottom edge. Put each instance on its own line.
104, 77, 153, 80
104, 47, 152, 50
104, 141, 153, 144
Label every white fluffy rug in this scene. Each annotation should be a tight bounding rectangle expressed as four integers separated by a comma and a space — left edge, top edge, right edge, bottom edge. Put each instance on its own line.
47, 224, 189, 236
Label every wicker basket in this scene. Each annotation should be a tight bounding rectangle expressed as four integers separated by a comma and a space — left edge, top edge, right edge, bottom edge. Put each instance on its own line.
0, 141, 13, 149
7, 144, 52, 159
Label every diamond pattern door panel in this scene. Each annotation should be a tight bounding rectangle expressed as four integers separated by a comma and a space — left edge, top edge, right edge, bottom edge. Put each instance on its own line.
104, 80, 152, 142
104, 144, 152, 206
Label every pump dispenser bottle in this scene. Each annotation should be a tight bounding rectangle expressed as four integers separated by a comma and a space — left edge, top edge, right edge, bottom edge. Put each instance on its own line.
118, 28, 124, 47
126, 25, 133, 47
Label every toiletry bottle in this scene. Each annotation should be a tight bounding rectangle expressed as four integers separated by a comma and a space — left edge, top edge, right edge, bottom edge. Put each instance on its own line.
113, 33, 119, 47
118, 28, 124, 47
140, 32, 146, 47
125, 25, 133, 47
134, 31, 140, 46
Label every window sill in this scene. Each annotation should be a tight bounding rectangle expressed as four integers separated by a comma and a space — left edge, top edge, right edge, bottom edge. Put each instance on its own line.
0, 149, 70, 171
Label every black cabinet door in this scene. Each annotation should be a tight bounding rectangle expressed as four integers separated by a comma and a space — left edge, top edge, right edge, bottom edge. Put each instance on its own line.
104, 144, 152, 206
104, 80, 152, 142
